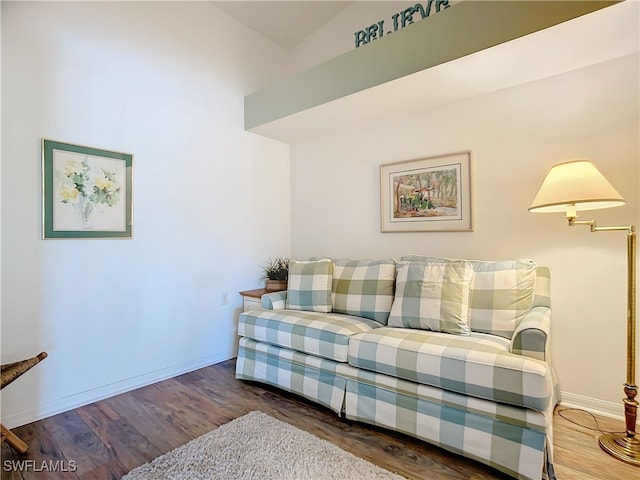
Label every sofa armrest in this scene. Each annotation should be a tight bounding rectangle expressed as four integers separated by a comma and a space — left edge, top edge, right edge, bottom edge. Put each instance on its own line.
511, 306, 551, 362
261, 290, 287, 310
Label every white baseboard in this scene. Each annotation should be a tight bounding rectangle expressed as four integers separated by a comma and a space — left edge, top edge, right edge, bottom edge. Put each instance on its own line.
559, 391, 625, 420
2, 352, 233, 429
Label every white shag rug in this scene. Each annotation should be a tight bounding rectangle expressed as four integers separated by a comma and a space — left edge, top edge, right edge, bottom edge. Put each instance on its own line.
121, 411, 405, 480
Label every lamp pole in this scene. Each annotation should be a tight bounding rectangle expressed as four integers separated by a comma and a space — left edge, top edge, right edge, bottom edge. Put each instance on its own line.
568, 217, 639, 465
528, 160, 639, 464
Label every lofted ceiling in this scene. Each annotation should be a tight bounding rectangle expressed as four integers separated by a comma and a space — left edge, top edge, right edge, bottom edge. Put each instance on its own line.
209, 2, 638, 143
211, 1, 352, 49
242, 1, 638, 143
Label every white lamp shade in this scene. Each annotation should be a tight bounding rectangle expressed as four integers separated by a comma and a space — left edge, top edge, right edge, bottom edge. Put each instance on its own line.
528, 160, 625, 213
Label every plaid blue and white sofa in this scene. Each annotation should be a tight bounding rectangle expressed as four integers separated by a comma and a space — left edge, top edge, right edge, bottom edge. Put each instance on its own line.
236, 257, 559, 480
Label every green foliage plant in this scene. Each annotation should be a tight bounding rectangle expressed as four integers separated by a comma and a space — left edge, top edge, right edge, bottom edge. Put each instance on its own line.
260, 256, 289, 281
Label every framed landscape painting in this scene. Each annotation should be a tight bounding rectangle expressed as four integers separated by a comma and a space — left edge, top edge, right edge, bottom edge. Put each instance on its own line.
42, 139, 133, 239
380, 151, 473, 232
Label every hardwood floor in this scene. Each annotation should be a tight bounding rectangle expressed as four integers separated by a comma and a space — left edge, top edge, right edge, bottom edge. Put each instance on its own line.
2, 359, 637, 479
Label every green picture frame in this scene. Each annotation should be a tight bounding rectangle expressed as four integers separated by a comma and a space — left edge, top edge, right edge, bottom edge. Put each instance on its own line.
42, 139, 133, 239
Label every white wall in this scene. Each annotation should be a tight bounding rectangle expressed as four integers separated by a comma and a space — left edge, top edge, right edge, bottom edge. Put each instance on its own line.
289, 53, 639, 415
1, 1, 290, 427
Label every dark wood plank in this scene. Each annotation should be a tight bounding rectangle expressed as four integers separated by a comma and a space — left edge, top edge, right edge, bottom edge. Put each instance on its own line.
75, 401, 120, 430
102, 384, 192, 454
78, 462, 128, 480
151, 378, 231, 432
40, 411, 110, 477
5, 420, 78, 480
1, 440, 24, 480
90, 417, 160, 473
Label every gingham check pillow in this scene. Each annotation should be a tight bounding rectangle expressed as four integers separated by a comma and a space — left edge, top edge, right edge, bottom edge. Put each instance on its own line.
402, 255, 537, 338
286, 259, 333, 313
467, 259, 537, 338
388, 260, 473, 335
331, 258, 396, 324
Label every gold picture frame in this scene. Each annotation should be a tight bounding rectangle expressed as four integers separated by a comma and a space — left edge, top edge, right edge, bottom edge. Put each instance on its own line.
380, 151, 473, 232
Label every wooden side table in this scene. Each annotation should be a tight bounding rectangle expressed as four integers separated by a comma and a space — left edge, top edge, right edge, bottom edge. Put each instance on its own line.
239, 288, 286, 312
239, 289, 266, 312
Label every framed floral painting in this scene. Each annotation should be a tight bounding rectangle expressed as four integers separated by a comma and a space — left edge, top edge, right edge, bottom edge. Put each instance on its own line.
380, 151, 473, 232
42, 139, 133, 238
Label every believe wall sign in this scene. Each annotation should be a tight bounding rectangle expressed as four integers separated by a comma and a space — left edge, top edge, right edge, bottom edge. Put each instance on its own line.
354, 0, 451, 48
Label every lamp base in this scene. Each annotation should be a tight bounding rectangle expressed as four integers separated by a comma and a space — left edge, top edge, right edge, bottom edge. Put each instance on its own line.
599, 433, 640, 466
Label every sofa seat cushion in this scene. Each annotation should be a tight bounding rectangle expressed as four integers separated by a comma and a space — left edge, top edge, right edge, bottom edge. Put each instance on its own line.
348, 327, 552, 411
238, 309, 383, 362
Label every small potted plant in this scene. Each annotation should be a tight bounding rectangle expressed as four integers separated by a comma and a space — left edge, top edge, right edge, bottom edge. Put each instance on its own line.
260, 256, 289, 291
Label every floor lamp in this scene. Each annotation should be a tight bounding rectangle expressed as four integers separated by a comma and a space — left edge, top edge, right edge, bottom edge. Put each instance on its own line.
528, 159, 639, 466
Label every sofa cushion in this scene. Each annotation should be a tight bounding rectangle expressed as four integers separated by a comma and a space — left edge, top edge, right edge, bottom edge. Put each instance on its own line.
348, 327, 552, 411
332, 258, 396, 324
402, 256, 537, 338
238, 309, 383, 362
286, 259, 333, 313
468, 259, 537, 338
387, 260, 473, 335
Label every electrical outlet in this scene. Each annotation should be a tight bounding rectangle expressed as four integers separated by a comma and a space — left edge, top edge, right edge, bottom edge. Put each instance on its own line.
221, 291, 229, 305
